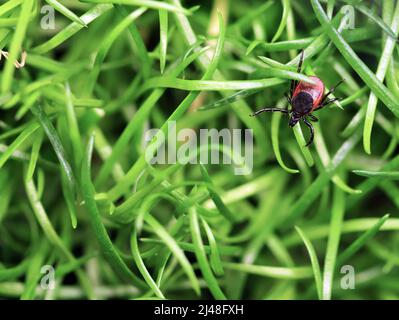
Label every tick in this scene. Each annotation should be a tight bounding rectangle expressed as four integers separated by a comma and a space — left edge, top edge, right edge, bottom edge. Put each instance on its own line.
250, 51, 344, 146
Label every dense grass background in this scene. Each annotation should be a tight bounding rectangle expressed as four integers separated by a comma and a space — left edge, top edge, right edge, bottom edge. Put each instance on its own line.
1, 0, 399, 300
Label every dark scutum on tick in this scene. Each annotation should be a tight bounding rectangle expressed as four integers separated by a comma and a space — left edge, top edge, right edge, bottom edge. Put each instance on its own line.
251, 50, 344, 146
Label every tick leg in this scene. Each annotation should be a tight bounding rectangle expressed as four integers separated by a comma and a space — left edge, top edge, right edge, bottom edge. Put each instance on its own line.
250, 108, 289, 116
303, 117, 314, 147
319, 97, 342, 108
313, 97, 342, 113
289, 50, 305, 99
308, 114, 318, 122
321, 79, 344, 104
284, 92, 292, 105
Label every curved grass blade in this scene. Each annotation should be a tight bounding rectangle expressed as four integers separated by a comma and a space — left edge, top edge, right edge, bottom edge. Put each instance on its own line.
115, 5, 152, 79
85, 7, 147, 95
21, 241, 49, 300
131, 229, 165, 299
24, 175, 94, 298
144, 213, 200, 295
60, 169, 78, 229
55, 253, 98, 278
199, 163, 236, 222
295, 226, 322, 300
200, 217, 224, 276
0, 260, 29, 282
31, 104, 76, 195
25, 131, 43, 183
80, 134, 146, 288
189, 208, 226, 299
64, 83, 83, 169
271, 0, 291, 43
271, 112, 299, 173
363, 1, 399, 154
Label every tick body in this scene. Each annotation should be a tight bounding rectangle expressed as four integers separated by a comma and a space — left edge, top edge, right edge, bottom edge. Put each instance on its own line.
251, 51, 343, 146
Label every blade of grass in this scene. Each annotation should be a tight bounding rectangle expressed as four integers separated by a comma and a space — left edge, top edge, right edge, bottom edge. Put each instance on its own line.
271, 0, 291, 43
199, 163, 236, 222
283, 217, 399, 246
80, 134, 146, 288
189, 207, 226, 299
200, 216, 224, 276
130, 229, 165, 299
0, 0, 22, 17
322, 186, 345, 300
363, 1, 399, 154
1, 0, 33, 93
271, 111, 299, 173
32, 4, 113, 54
159, 9, 168, 73
352, 170, 399, 179
21, 241, 49, 300
295, 226, 322, 300
26, 132, 43, 181
30, 104, 76, 198
142, 77, 286, 92
223, 262, 313, 279
44, 0, 87, 27
86, 7, 147, 95
0, 122, 40, 170
116, 5, 152, 79
292, 123, 314, 167
336, 214, 390, 266
144, 213, 200, 295
81, 0, 193, 15
24, 174, 94, 298
64, 83, 83, 170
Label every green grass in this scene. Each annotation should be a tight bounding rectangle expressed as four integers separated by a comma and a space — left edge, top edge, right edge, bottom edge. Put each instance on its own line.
1, 0, 399, 300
